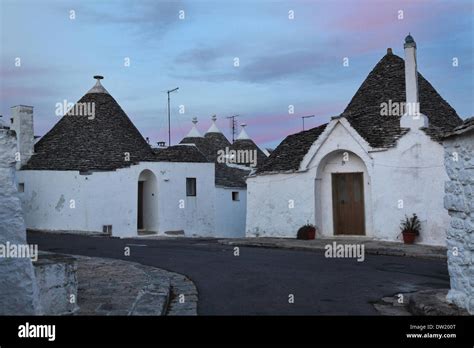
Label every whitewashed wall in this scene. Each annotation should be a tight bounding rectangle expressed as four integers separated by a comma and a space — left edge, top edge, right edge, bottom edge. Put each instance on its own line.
370, 129, 449, 246
0, 129, 40, 314
246, 119, 448, 246
215, 187, 246, 238
246, 172, 313, 238
18, 162, 216, 238
444, 130, 473, 314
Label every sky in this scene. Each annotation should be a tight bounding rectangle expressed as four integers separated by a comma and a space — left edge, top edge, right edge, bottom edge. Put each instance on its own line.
0, 0, 472, 149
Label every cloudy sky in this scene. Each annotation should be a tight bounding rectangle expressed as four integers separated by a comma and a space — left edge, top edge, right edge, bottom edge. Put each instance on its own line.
1, 0, 472, 148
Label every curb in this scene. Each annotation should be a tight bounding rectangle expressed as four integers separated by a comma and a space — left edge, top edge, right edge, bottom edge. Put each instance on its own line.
408, 289, 469, 316
164, 271, 198, 316
373, 289, 469, 316
217, 239, 447, 260
130, 265, 171, 316
71, 255, 198, 316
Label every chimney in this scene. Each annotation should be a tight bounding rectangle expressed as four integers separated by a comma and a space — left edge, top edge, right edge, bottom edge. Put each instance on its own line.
404, 34, 418, 106
10, 105, 34, 169
400, 34, 429, 129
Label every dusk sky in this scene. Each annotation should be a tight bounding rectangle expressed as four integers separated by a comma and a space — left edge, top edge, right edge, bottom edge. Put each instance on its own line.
1, 0, 472, 149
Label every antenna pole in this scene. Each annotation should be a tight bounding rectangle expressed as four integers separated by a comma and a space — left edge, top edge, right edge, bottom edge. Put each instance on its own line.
301, 114, 315, 131
226, 114, 240, 143
166, 87, 179, 146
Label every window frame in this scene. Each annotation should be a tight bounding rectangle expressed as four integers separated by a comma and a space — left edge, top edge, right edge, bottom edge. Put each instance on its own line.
186, 177, 197, 197
232, 191, 240, 201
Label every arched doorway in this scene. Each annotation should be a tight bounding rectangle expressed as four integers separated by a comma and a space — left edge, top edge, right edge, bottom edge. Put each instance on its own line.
137, 170, 158, 233
315, 150, 371, 237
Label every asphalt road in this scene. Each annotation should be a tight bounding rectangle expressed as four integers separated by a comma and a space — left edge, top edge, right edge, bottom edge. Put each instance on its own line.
27, 232, 450, 315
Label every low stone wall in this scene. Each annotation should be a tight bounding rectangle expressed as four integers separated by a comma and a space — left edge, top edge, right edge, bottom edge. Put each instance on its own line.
443, 122, 473, 314
34, 253, 79, 315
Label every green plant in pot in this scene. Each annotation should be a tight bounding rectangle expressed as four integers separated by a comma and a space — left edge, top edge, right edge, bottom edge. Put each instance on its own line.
297, 223, 316, 240
400, 214, 421, 244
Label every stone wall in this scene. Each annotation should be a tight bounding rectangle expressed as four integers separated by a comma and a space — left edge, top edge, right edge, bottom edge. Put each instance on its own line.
443, 127, 474, 314
35, 253, 78, 315
0, 128, 40, 315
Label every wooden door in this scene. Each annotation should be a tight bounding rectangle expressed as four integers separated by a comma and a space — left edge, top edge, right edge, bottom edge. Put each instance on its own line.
332, 173, 365, 235
137, 181, 144, 230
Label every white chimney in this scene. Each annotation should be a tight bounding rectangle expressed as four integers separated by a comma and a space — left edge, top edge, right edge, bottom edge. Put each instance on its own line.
400, 34, 429, 129
10, 105, 34, 169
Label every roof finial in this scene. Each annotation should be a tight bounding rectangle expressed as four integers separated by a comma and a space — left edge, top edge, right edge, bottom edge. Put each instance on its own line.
206, 114, 221, 133
236, 123, 250, 140
404, 33, 415, 46
87, 75, 109, 94
186, 117, 202, 137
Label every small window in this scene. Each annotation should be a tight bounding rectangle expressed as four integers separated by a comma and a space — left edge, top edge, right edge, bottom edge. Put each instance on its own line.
186, 178, 196, 196
102, 225, 112, 234
232, 191, 239, 201
18, 183, 25, 192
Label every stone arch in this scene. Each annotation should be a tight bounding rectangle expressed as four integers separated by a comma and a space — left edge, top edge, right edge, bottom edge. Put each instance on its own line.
137, 169, 158, 233
315, 150, 373, 237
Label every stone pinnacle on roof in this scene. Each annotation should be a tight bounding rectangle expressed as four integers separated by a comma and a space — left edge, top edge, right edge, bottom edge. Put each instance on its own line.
404, 33, 416, 48
186, 117, 203, 137
236, 123, 250, 140
87, 75, 110, 95
206, 114, 222, 133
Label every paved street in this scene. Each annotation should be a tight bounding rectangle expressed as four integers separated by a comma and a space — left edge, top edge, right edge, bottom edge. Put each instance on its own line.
27, 232, 450, 315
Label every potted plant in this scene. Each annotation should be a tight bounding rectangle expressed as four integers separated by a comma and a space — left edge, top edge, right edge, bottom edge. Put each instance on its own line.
297, 224, 316, 240
400, 214, 421, 244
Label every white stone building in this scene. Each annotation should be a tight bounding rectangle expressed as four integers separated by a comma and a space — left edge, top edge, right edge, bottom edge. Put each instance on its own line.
13, 77, 264, 238
180, 117, 267, 238
246, 36, 464, 246
443, 118, 473, 313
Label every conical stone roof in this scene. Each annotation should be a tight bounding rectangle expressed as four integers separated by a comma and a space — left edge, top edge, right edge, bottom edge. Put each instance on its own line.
23, 78, 157, 171
342, 52, 462, 147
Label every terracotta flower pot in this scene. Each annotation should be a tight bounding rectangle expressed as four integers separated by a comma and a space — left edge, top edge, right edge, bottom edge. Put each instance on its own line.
297, 225, 316, 240
402, 230, 417, 244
